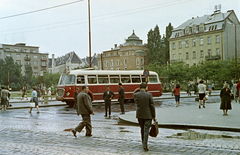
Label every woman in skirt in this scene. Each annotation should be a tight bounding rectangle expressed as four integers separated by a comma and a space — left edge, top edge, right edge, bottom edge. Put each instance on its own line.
29, 87, 40, 113
220, 83, 232, 116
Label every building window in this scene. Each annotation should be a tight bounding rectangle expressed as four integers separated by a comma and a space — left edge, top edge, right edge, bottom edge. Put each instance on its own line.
141, 58, 144, 65
179, 53, 182, 61
124, 67, 127, 70
98, 61, 102, 69
215, 25, 217, 30
34, 61, 38, 64
15, 49, 19, 52
136, 58, 139, 65
34, 66, 38, 70
200, 27, 204, 32
124, 59, 127, 65
110, 53, 113, 56
32, 50, 37, 53
216, 48, 220, 55
110, 60, 114, 66
41, 61, 46, 66
208, 49, 211, 57
200, 50, 204, 58
216, 35, 220, 43
6, 54, 11, 57
193, 28, 196, 33
185, 41, 189, 47
186, 52, 189, 59
136, 66, 139, 70
110, 67, 113, 70
208, 37, 211, 44
179, 42, 182, 48
104, 53, 107, 57
104, 61, 108, 67
16, 60, 21, 65
25, 61, 30, 65
33, 55, 38, 58
200, 38, 203, 45
116, 60, 120, 66
173, 43, 175, 49
5, 48, 10, 51
173, 54, 176, 60
16, 54, 21, 57
192, 39, 196, 46
193, 51, 196, 59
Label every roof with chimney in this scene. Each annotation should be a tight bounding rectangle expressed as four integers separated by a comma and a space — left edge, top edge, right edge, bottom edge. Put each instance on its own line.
81, 53, 98, 66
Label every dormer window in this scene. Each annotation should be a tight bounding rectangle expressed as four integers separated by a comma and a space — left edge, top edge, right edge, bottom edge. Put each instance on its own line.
212, 26, 214, 31
209, 26, 211, 31
215, 25, 217, 30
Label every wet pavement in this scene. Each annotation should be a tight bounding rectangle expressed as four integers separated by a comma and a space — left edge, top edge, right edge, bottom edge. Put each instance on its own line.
1, 96, 240, 155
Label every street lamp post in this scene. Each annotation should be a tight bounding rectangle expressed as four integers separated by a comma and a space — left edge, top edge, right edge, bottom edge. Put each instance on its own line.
235, 24, 237, 80
88, 0, 92, 68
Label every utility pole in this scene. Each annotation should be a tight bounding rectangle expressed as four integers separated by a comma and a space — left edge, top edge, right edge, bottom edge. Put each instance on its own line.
88, 0, 92, 68
235, 24, 237, 80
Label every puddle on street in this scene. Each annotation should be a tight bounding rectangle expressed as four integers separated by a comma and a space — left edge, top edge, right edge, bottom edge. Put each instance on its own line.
167, 130, 240, 140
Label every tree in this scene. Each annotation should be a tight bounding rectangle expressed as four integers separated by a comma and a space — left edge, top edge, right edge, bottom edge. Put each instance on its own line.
164, 23, 173, 64
147, 25, 165, 65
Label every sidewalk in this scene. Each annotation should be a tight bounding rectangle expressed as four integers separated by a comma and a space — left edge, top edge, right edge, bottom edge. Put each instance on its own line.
119, 102, 240, 132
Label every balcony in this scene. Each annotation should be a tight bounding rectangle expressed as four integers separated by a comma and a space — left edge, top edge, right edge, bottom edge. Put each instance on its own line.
41, 57, 47, 61
24, 57, 31, 61
170, 59, 183, 63
205, 55, 221, 60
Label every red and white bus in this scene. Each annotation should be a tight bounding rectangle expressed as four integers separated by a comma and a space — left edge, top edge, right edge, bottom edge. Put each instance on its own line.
56, 69, 162, 105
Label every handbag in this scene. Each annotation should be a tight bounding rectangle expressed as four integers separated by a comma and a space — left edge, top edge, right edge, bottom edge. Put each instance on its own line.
149, 121, 159, 137
204, 95, 209, 100
30, 103, 35, 107
230, 93, 234, 100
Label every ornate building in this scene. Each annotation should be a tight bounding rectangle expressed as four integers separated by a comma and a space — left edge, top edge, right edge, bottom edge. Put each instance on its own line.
98, 30, 147, 70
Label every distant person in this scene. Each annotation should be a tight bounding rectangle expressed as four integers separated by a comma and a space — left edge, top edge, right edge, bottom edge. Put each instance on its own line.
133, 83, 156, 151
36, 85, 41, 101
42, 84, 46, 99
208, 84, 212, 95
187, 82, 192, 96
173, 84, 181, 107
163, 82, 166, 91
231, 80, 238, 102
71, 86, 94, 137
236, 80, 240, 102
118, 83, 125, 114
50, 84, 55, 99
21, 86, 28, 100
47, 85, 51, 98
211, 83, 215, 92
1, 87, 9, 111
198, 80, 206, 109
103, 85, 115, 117
29, 87, 40, 113
194, 82, 198, 95
220, 83, 232, 116
171, 82, 175, 96
73, 88, 79, 108
169, 83, 172, 92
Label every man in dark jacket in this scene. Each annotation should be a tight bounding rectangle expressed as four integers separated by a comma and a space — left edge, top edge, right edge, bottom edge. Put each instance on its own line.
103, 85, 115, 117
134, 83, 156, 151
71, 86, 94, 137
118, 83, 125, 114
73, 88, 79, 108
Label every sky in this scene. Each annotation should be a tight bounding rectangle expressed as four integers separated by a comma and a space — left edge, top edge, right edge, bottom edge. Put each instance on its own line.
0, 0, 239, 59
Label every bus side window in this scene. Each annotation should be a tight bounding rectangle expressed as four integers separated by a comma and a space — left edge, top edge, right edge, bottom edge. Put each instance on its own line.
110, 75, 120, 83
121, 75, 130, 83
149, 75, 158, 83
77, 75, 85, 84
141, 75, 146, 82
88, 75, 97, 84
131, 75, 140, 83
98, 75, 109, 84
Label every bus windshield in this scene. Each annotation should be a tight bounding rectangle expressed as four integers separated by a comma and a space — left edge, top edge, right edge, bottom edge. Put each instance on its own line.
59, 74, 76, 85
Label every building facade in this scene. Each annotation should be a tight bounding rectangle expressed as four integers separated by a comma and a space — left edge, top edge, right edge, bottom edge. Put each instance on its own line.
169, 9, 240, 66
0, 43, 48, 76
98, 31, 147, 70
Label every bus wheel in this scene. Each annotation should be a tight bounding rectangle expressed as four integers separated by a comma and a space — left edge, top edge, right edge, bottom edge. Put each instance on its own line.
66, 101, 74, 107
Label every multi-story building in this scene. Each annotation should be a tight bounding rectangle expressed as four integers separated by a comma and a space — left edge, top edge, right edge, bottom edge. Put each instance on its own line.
98, 30, 147, 70
0, 43, 48, 76
169, 9, 240, 66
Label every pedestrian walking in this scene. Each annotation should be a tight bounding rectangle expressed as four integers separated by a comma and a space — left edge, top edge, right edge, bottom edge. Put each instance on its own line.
73, 88, 79, 108
171, 82, 175, 96
1, 86, 9, 111
42, 84, 46, 99
103, 85, 115, 117
211, 82, 215, 92
163, 82, 166, 91
198, 80, 206, 109
50, 84, 55, 99
47, 85, 51, 97
231, 80, 238, 102
187, 82, 192, 96
118, 83, 125, 114
21, 86, 28, 100
29, 87, 40, 113
71, 86, 94, 137
194, 82, 198, 95
133, 83, 156, 151
236, 80, 240, 103
173, 84, 181, 107
220, 83, 232, 116
36, 85, 41, 101
208, 84, 212, 95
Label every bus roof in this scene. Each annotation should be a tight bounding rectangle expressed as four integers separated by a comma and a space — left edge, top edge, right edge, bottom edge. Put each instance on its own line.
66, 69, 158, 76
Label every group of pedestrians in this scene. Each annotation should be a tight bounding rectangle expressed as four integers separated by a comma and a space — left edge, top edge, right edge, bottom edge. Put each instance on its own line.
0, 86, 10, 111
70, 82, 154, 151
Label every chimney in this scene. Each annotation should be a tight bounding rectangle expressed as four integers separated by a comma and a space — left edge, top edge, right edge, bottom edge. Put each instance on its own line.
114, 44, 117, 48
52, 54, 55, 73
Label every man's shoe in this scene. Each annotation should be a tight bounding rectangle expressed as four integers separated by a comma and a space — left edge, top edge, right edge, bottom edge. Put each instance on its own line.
104, 115, 107, 117
86, 134, 92, 137
71, 129, 77, 137
143, 147, 149, 151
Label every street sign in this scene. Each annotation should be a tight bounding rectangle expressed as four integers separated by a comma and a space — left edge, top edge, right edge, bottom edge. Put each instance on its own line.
143, 69, 149, 77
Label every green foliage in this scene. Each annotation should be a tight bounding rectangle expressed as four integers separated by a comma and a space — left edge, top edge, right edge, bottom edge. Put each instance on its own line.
164, 23, 173, 62
32, 72, 61, 87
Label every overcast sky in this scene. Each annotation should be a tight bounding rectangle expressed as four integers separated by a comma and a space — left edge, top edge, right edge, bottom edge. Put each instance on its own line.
0, 0, 239, 58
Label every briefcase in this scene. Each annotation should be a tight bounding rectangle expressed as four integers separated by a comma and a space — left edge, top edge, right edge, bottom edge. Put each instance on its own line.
149, 121, 159, 137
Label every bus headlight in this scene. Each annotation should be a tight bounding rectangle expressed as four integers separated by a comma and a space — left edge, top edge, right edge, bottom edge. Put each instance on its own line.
66, 92, 70, 96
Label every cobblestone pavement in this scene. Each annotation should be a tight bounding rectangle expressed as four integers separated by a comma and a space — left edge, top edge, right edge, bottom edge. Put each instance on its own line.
0, 105, 240, 155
